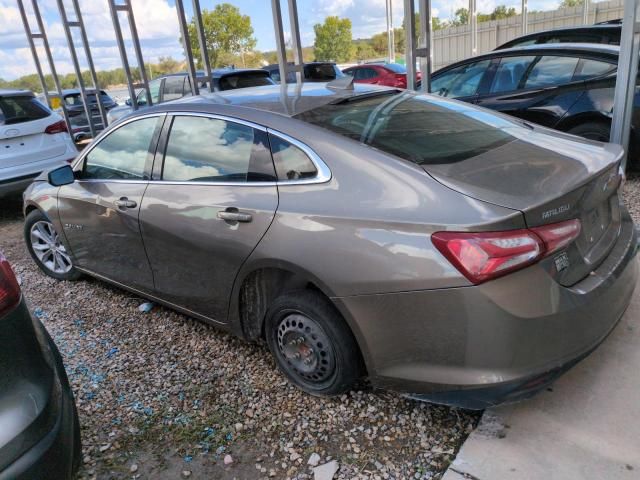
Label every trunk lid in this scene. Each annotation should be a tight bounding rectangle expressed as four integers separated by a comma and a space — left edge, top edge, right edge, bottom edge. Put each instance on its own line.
422, 126, 623, 286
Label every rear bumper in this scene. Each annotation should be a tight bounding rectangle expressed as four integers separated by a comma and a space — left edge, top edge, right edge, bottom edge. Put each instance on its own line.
0, 302, 81, 480
333, 209, 638, 409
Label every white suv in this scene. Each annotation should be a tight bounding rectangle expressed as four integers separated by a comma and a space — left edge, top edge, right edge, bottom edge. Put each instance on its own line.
1, 89, 78, 198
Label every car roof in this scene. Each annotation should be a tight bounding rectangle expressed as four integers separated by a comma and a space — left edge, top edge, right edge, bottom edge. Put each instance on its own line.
497, 24, 620, 49
160, 69, 269, 80
0, 89, 34, 97
438, 42, 620, 73
144, 82, 392, 118
488, 42, 619, 56
263, 62, 337, 69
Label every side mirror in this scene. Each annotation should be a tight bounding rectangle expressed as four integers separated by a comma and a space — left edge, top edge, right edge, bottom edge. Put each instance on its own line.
125, 98, 132, 106
48, 165, 75, 187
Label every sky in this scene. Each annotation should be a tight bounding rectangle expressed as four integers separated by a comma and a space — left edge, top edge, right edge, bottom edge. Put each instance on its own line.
0, 0, 563, 81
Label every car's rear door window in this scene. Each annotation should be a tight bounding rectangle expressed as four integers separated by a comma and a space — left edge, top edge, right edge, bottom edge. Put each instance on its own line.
524, 55, 580, 89
269, 134, 317, 181
83, 116, 160, 180
163, 76, 186, 101
431, 59, 491, 98
573, 58, 616, 81
161, 116, 276, 182
0, 95, 50, 125
489, 56, 536, 93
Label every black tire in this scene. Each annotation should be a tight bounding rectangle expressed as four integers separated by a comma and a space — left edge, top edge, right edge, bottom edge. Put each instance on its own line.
265, 290, 363, 396
567, 121, 610, 142
24, 210, 82, 281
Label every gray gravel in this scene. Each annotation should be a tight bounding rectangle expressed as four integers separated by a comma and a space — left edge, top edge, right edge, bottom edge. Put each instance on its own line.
0, 198, 478, 480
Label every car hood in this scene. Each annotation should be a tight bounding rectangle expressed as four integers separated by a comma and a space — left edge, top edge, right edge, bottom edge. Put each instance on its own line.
421, 124, 623, 225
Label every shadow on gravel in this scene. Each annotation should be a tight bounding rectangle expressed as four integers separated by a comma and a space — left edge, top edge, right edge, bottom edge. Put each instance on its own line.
0, 194, 23, 223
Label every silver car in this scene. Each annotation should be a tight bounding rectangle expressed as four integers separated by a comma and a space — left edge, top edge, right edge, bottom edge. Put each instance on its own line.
22, 83, 638, 409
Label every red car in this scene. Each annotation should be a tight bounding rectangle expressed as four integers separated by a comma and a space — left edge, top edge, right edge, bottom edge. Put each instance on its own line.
342, 63, 421, 88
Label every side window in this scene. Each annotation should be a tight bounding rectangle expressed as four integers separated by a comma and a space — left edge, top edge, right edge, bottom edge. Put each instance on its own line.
271, 70, 281, 82
269, 134, 317, 181
524, 56, 580, 89
162, 116, 275, 183
573, 58, 616, 81
431, 59, 491, 98
163, 76, 185, 101
83, 117, 159, 180
137, 78, 161, 105
489, 56, 536, 94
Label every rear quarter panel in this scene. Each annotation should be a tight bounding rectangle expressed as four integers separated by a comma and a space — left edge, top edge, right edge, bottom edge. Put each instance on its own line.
233, 114, 526, 298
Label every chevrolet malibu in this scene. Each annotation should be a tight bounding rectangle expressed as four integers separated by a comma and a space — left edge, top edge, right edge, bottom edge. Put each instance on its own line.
22, 82, 638, 409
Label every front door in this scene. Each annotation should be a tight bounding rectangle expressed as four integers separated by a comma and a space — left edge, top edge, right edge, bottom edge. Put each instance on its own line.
139, 114, 279, 322
58, 115, 164, 292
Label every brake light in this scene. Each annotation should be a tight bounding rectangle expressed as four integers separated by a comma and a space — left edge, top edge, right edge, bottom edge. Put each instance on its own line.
531, 219, 581, 255
44, 120, 68, 134
0, 253, 21, 317
432, 219, 581, 284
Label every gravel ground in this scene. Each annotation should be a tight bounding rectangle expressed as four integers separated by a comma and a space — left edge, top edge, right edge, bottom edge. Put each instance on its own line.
0, 194, 479, 480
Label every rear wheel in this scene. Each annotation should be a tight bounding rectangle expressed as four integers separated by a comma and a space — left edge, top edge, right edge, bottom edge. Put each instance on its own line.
567, 121, 610, 142
265, 290, 363, 396
24, 210, 81, 281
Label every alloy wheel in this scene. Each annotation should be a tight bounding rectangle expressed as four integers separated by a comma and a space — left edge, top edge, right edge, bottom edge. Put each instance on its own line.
30, 220, 73, 274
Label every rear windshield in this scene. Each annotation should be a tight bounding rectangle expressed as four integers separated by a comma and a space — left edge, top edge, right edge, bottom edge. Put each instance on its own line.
295, 91, 515, 164
0, 95, 50, 126
384, 63, 406, 73
64, 91, 113, 105
304, 64, 344, 81
219, 72, 273, 91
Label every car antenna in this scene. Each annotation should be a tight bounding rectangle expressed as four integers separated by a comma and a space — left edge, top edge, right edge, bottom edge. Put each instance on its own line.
327, 76, 354, 90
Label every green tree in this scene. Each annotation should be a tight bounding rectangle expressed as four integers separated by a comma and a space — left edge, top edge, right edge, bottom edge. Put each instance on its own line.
156, 56, 182, 75
453, 8, 469, 26
314, 16, 354, 62
187, 3, 256, 69
355, 42, 376, 61
560, 0, 584, 6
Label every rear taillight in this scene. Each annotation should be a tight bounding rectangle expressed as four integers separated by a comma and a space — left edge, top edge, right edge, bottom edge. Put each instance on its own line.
44, 120, 68, 134
0, 253, 21, 317
530, 219, 581, 256
432, 219, 581, 284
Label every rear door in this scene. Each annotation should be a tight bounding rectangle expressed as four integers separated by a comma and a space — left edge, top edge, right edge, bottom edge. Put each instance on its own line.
0, 94, 63, 168
58, 114, 164, 292
139, 113, 278, 322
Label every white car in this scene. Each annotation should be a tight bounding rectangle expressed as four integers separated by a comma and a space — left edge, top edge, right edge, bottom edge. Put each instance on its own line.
0, 89, 78, 198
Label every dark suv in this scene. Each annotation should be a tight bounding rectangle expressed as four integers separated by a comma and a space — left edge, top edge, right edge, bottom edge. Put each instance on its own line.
263, 62, 345, 83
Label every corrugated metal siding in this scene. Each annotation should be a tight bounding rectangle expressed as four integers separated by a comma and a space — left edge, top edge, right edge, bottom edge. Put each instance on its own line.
433, 0, 624, 70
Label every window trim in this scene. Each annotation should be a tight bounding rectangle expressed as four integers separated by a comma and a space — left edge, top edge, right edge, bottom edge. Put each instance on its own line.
152, 111, 332, 186
72, 110, 331, 186
71, 112, 167, 184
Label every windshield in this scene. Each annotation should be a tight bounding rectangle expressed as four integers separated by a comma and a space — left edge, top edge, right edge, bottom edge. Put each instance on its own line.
65, 92, 112, 105
0, 95, 50, 125
295, 91, 516, 164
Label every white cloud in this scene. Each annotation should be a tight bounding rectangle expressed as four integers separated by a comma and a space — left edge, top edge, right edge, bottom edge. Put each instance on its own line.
0, 0, 183, 81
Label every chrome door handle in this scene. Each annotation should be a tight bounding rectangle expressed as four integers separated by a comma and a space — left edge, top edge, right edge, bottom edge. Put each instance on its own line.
114, 197, 137, 209
217, 210, 252, 222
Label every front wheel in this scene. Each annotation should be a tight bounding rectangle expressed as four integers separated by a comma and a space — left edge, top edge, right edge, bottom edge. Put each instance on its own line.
265, 290, 364, 396
24, 210, 81, 281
